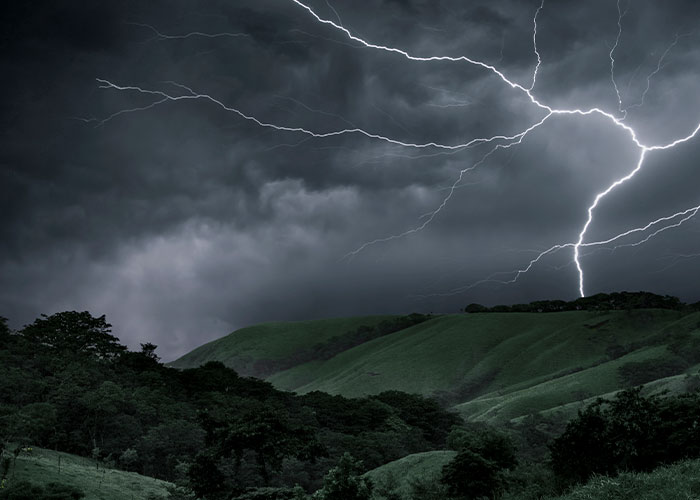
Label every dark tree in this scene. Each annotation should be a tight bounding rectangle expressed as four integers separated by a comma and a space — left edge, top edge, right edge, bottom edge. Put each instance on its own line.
371, 391, 461, 446
140, 343, 160, 361
442, 425, 517, 499
464, 304, 488, 313
188, 452, 226, 500
19, 311, 125, 359
550, 388, 663, 484
0, 317, 10, 349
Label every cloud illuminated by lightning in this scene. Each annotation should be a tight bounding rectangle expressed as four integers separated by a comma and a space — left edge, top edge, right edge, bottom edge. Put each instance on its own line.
96, 0, 700, 298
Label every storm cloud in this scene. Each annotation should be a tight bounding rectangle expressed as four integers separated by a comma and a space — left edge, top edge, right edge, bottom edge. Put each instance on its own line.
2, 0, 699, 359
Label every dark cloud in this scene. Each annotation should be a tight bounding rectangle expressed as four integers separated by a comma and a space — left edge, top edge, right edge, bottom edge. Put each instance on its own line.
1, 0, 699, 360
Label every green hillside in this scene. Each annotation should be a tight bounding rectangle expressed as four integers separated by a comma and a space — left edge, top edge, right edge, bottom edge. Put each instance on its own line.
544, 459, 700, 500
364, 450, 456, 498
1, 446, 171, 500
169, 315, 400, 377
175, 308, 700, 422
366, 454, 700, 500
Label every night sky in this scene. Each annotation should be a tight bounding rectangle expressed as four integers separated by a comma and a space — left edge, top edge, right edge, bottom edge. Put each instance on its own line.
2, 0, 700, 360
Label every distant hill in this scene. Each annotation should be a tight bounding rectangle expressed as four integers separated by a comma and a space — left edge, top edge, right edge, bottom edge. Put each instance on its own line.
169, 315, 405, 377
173, 306, 700, 422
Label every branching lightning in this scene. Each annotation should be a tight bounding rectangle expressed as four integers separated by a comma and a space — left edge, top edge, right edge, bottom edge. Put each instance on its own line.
96, 0, 700, 298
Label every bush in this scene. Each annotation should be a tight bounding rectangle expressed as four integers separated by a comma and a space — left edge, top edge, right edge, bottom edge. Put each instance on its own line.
442, 449, 503, 499
312, 453, 372, 500
442, 425, 517, 499
547, 388, 700, 485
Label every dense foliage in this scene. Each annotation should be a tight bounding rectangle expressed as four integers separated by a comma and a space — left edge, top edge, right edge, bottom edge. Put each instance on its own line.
550, 388, 700, 485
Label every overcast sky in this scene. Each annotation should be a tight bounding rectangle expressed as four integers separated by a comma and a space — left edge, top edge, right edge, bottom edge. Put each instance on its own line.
2, 0, 700, 360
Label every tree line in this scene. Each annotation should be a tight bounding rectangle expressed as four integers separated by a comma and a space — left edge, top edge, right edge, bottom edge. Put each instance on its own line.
465, 291, 697, 313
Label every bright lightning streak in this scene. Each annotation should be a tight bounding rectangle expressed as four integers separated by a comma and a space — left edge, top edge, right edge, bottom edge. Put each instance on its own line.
96, 79, 551, 152
417, 202, 700, 298
581, 203, 700, 250
287, 0, 544, 105
98, 0, 700, 298
285, 0, 700, 296
573, 149, 646, 296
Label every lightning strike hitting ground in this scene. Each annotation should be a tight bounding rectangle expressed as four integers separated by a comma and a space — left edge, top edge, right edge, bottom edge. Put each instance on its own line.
97, 0, 700, 298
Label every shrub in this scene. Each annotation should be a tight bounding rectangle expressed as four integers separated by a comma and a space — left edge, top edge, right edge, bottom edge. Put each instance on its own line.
312, 453, 372, 500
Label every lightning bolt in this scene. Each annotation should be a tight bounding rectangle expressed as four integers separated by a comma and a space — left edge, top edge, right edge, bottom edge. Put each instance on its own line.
96, 0, 700, 298
127, 22, 249, 41
415, 201, 700, 298
609, 0, 629, 118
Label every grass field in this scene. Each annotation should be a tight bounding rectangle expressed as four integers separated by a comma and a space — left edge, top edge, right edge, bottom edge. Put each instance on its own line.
544, 459, 700, 500
1, 446, 171, 500
364, 450, 456, 498
175, 309, 700, 422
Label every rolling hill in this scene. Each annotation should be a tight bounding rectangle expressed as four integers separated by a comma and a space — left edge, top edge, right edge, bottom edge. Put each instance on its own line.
172, 308, 700, 422
365, 452, 700, 500
2, 446, 172, 500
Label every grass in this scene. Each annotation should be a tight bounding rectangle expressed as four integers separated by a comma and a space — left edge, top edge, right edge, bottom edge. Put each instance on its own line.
1, 446, 171, 500
544, 459, 700, 500
455, 344, 670, 421
364, 450, 456, 498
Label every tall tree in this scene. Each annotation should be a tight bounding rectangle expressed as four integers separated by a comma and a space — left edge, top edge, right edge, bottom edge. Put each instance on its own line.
19, 311, 125, 359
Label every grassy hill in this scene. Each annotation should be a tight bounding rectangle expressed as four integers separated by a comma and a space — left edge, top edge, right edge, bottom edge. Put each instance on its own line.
364, 450, 456, 498
169, 315, 400, 377
544, 459, 700, 500
366, 453, 700, 500
1, 446, 171, 500
173, 309, 700, 422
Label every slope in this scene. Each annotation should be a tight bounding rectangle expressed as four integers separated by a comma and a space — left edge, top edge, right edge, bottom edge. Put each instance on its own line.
169, 315, 400, 377
267, 309, 700, 420
2, 446, 172, 500
364, 450, 456, 498
175, 308, 700, 422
